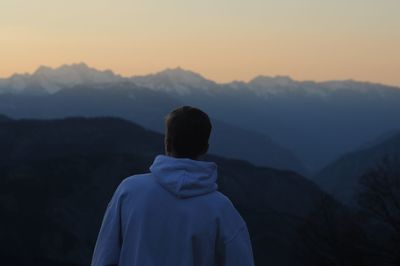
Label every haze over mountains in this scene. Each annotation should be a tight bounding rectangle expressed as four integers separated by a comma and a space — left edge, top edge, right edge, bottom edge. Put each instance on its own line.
1, 63, 400, 173
0, 81, 306, 174
315, 131, 400, 205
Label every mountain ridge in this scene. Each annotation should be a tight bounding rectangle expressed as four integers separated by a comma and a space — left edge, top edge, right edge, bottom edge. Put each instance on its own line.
314, 131, 400, 205
1, 63, 399, 95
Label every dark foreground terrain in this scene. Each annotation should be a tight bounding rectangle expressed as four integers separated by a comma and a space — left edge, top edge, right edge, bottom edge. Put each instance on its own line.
1, 116, 399, 265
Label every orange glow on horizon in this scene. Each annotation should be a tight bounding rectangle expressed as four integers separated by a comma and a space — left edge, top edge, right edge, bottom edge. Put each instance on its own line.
0, 0, 399, 86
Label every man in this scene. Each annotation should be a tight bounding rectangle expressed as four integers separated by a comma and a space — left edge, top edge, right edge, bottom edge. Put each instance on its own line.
92, 106, 254, 266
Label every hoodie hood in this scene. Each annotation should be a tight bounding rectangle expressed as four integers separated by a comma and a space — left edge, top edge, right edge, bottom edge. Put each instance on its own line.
150, 155, 218, 198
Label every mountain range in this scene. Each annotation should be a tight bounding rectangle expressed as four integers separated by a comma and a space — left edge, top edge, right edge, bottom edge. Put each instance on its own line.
0, 63, 123, 94
1, 63, 400, 173
0, 81, 306, 174
2, 63, 397, 96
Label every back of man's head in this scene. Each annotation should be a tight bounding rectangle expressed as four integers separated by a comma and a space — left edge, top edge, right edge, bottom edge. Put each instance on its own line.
165, 106, 212, 159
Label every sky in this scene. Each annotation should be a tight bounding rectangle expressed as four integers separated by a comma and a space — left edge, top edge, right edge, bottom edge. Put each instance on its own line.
1, 0, 399, 85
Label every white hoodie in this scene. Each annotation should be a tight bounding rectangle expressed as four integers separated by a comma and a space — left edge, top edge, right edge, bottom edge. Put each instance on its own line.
92, 155, 254, 266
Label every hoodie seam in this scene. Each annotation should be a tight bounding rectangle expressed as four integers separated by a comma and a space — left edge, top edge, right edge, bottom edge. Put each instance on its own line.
177, 169, 187, 198
224, 225, 246, 245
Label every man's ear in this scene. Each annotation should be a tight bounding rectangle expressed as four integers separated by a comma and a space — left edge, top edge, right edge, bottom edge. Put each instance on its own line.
201, 143, 209, 155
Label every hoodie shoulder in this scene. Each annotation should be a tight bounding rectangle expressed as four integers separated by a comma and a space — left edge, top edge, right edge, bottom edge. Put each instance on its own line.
116, 173, 155, 195
123, 173, 152, 184
211, 191, 247, 241
215, 191, 244, 217
209, 190, 236, 207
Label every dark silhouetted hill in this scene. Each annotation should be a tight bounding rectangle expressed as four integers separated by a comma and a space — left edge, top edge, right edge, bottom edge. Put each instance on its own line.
210, 119, 307, 174
315, 132, 400, 205
0, 83, 307, 174
0, 114, 10, 121
0, 116, 326, 266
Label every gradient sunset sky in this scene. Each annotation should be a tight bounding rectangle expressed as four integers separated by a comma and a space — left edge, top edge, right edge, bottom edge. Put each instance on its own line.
1, 0, 399, 85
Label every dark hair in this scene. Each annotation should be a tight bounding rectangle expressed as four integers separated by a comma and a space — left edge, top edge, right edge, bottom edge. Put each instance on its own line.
165, 106, 212, 159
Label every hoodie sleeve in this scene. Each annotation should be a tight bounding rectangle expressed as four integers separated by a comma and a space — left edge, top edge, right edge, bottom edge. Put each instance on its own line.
91, 183, 124, 266
220, 225, 255, 266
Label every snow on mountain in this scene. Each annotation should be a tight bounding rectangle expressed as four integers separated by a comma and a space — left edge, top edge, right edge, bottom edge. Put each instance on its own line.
246, 75, 303, 96
0, 63, 124, 94
320, 80, 400, 96
130, 67, 218, 95
1, 63, 399, 97
243, 75, 400, 98
249, 75, 297, 88
0, 73, 31, 93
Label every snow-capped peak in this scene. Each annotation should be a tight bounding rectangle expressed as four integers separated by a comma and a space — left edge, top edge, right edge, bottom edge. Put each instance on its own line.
33, 62, 122, 88
249, 75, 296, 88
1, 63, 124, 94
131, 67, 217, 94
157, 67, 207, 82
